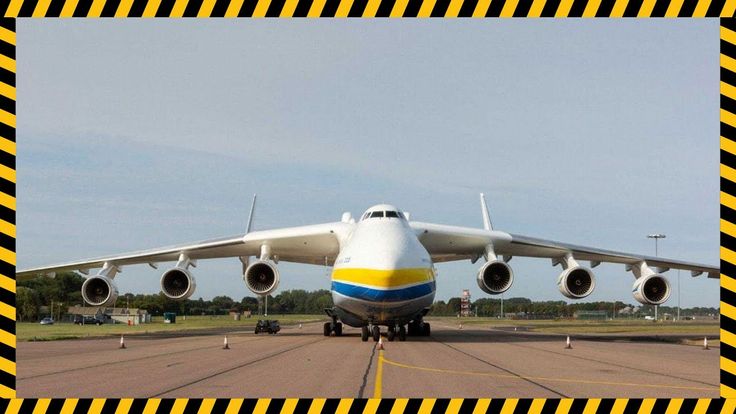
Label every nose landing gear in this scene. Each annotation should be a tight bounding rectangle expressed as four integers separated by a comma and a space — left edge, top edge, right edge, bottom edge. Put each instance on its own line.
323, 315, 343, 337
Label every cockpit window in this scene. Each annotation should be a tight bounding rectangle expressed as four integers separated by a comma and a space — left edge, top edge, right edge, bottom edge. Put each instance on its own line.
370, 211, 384, 218
385, 211, 399, 218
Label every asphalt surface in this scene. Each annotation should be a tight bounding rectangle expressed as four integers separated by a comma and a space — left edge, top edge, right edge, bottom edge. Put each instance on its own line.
17, 321, 719, 398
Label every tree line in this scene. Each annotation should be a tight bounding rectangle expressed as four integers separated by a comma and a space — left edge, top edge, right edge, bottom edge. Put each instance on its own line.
17, 272, 718, 321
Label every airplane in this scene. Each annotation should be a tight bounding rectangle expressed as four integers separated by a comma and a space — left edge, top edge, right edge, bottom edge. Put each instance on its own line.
18, 194, 719, 342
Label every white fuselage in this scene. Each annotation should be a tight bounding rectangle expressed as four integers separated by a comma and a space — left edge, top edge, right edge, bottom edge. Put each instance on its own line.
330, 213, 436, 327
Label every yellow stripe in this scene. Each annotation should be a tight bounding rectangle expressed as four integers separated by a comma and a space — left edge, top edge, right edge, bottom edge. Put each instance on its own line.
254, 399, 270, 414
555, 0, 574, 16
611, 399, 628, 414
693, 399, 710, 414
281, 399, 299, 414
722, 246, 736, 265
0, 192, 15, 210
89, 399, 106, 414
528, 399, 546, 414
225, 0, 245, 16
143, 399, 160, 414
335, 399, 353, 414
610, 0, 628, 16
0, 109, 15, 129
335, 0, 354, 17
391, 0, 409, 15
445, 0, 464, 16
308, 399, 326, 414
332, 268, 434, 288
637, 0, 656, 16
722, 274, 736, 293
472, 400, 491, 414
0, 246, 14, 266
581, 0, 601, 16
143, 0, 162, 16
0, 302, 14, 321
390, 400, 408, 414
722, 383, 736, 398
171, 399, 188, 414
417, 0, 436, 16
60, 0, 79, 17
665, 399, 683, 414
528, 0, 546, 16
88, 0, 107, 17
723, 136, 736, 156
0, 135, 15, 155
501, 399, 517, 414
32, 0, 52, 17
472, 0, 491, 16
170, 0, 188, 16
692, 0, 711, 16
364, 399, 381, 414
446, 399, 464, 414
722, 398, 736, 413
0, 55, 15, 74
0, 164, 15, 183
198, 0, 217, 16
555, 400, 573, 414
638, 399, 656, 414
363, 0, 381, 16
722, 328, 736, 348
418, 399, 436, 414
61, 399, 79, 414
226, 399, 244, 414
281, 0, 300, 17
0, 274, 14, 293
722, 356, 736, 376
308, 0, 327, 16
33, 399, 50, 414
114, 0, 134, 17
723, 163, 736, 184
723, 26, 736, 46
0, 356, 15, 375
724, 0, 736, 16
374, 349, 384, 397
665, 0, 685, 16
0, 27, 14, 47
253, 0, 271, 17
198, 399, 216, 414
6, 0, 23, 17
0, 219, 14, 239
583, 399, 600, 414
722, 219, 736, 238
500, 0, 519, 16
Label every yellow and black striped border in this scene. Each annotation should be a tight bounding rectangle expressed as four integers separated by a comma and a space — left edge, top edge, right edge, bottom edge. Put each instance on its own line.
0, 3, 728, 412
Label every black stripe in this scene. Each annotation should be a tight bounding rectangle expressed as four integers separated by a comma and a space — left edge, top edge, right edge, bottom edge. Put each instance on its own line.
723, 39, 736, 61
73, 0, 94, 16
265, 0, 286, 16
0, 286, 13, 308
725, 20, 736, 31
211, 399, 229, 413
265, 399, 285, 414
73, 399, 92, 414
723, 178, 736, 198
157, 399, 174, 414
294, 399, 312, 414
48, 400, 65, 414
724, 260, 736, 279
403, 0, 422, 16
293, 0, 314, 15
724, 285, 736, 306
210, 0, 230, 16
0, 341, 13, 365
430, 0, 450, 16
514, 399, 532, 413
680, 399, 697, 413
540, 399, 560, 414
17, 0, 38, 17
46, 0, 66, 16
485, 0, 504, 16
155, 0, 176, 16
597, 399, 615, 414
0, 315, 13, 335
650, 0, 668, 16
19, 399, 36, 414
240, 399, 258, 412
0, 401, 8, 414
182, 399, 203, 414
0, 261, 13, 280
0, 67, 13, 89
723, 342, 736, 364
375, 0, 396, 16
0, 367, 13, 391
724, 94, 736, 117
651, 399, 670, 414
0, 205, 13, 226
127, 0, 147, 16
678, 0, 697, 16
0, 234, 12, 257
320, 0, 340, 15
458, 0, 478, 16
100, 399, 120, 414
540, 0, 560, 16
376, 399, 395, 414
513, 0, 533, 16
129, 399, 147, 413
622, 0, 643, 16
595, 0, 615, 15
724, 148, 736, 169
723, 118, 736, 141
487, 399, 505, 412
322, 399, 340, 413
570, 399, 587, 413
722, 314, 736, 334
706, 399, 723, 414
567, 0, 586, 16
0, 92, 13, 118
404, 399, 423, 413
623, 399, 643, 414
0, 20, 12, 32
183, 0, 204, 16
100, 0, 121, 16
348, 399, 368, 414
707, 0, 726, 16
239, 0, 258, 15
457, 399, 477, 414
348, 0, 369, 16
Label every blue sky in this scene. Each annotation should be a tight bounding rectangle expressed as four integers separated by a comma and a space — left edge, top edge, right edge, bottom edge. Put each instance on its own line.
17, 20, 719, 307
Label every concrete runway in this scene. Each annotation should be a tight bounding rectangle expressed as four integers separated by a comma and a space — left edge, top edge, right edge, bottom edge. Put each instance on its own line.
17, 321, 719, 398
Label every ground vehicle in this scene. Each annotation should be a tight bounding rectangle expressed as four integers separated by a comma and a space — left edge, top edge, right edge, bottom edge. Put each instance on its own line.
39, 317, 54, 325
254, 319, 280, 334
73, 315, 104, 325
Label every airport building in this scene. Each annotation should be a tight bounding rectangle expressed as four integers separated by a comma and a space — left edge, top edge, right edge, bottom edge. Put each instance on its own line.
67, 306, 150, 325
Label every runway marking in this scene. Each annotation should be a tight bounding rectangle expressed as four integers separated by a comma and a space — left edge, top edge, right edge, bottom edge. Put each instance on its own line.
373, 349, 384, 398
380, 356, 716, 392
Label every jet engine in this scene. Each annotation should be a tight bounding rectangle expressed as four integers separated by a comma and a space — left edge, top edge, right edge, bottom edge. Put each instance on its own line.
244, 260, 280, 295
632, 274, 671, 305
477, 260, 513, 294
557, 267, 596, 299
81, 276, 119, 306
160, 267, 197, 300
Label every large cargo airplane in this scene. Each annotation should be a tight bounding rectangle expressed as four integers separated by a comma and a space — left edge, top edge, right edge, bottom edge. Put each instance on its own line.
18, 194, 718, 342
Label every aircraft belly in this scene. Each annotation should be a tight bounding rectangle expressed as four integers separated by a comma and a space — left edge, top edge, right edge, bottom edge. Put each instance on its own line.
333, 290, 435, 325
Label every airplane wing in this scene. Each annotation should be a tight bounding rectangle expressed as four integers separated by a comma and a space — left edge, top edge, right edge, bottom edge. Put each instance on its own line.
409, 221, 719, 278
17, 222, 351, 280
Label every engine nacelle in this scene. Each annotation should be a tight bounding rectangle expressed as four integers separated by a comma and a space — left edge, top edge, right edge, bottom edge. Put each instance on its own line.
557, 267, 595, 299
160, 267, 197, 300
632, 274, 671, 305
81, 276, 119, 306
244, 260, 280, 295
477, 260, 514, 294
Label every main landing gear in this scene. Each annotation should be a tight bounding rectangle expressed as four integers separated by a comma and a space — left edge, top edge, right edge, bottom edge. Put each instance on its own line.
362, 324, 408, 342
407, 320, 430, 336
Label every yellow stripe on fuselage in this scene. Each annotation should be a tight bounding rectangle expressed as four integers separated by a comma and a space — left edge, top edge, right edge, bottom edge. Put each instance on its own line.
331, 267, 434, 288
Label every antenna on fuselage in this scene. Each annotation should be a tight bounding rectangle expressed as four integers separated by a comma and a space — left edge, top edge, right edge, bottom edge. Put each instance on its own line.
246, 194, 257, 234
480, 193, 494, 231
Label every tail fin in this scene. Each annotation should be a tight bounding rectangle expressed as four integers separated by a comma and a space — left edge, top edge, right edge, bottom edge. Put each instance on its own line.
480, 193, 493, 231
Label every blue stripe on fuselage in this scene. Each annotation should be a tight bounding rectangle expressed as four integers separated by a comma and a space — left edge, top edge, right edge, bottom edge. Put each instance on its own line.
331, 280, 436, 303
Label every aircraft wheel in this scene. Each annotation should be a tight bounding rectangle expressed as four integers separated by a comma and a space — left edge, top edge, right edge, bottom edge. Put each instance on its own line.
323, 322, 332, 337
423, 323, 431, 336
334, 322, 343, 336
361, 326, 369, 342
398, 325, 407, 341
387, 327, 395, 342
407, 321, 417, 336
372, 325, 380, 342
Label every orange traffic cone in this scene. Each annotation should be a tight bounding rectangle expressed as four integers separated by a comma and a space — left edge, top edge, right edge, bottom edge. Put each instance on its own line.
119, 335, 126, 349
223, 336, 230, 350
565, 336, 572, 349
377, 337, 384, 350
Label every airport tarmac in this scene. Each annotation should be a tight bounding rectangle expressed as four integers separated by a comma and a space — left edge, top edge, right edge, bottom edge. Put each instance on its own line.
17, 321, 719, 398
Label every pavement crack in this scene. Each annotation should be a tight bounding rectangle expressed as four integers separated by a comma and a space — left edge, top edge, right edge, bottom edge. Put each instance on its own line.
357, 343, 377, 398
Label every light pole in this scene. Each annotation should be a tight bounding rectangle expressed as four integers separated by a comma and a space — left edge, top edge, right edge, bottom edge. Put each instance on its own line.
647, 234, 666, 321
